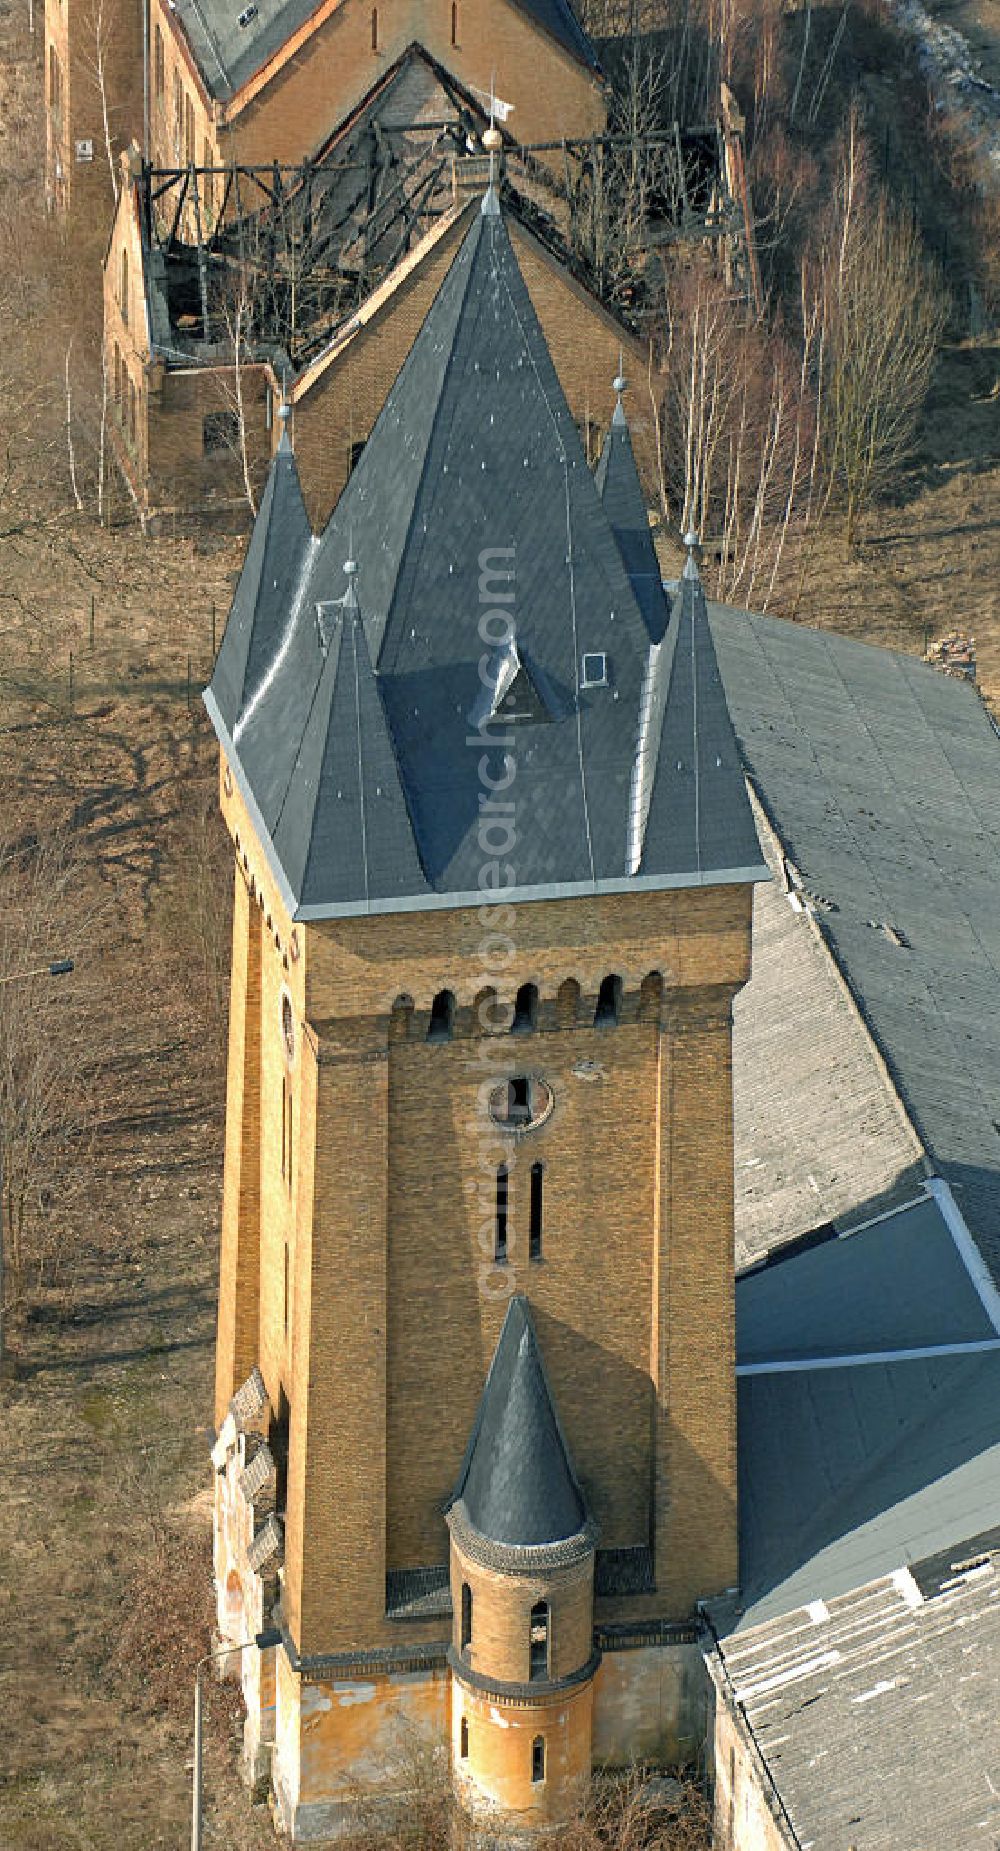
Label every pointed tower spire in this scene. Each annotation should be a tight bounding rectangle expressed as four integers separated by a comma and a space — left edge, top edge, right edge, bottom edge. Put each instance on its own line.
594, 366, 667, 645
448, 1297, 593, 1550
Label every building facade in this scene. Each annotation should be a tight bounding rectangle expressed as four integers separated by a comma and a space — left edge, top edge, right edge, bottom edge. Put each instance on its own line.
206, 188, 766, 1840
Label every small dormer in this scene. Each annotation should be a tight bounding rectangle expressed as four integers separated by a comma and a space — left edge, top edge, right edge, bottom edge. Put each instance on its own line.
469, 634, 552, 728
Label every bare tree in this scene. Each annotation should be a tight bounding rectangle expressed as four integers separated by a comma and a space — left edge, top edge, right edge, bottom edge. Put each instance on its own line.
806, 106, 946, 546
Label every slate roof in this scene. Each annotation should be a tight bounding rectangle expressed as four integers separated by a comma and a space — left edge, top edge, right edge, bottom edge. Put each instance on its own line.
594, 391, 668, 645
710, 608, 1000, 1285
172, 0, 600, 106
718, 1188, 1000, 1633
448, 1295, 589, 1549
715, 1553, 1000, 1851
206, 199, 766, 918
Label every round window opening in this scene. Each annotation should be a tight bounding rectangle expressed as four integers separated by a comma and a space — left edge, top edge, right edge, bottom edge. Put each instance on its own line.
281, 993, 295, 1064
489, 1076, 553, 1133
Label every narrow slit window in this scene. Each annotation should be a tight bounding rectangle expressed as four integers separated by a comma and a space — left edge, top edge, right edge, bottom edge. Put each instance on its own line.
531, 1735, 545, 1783
283, 1242, 289, 1335
460, 1716, 469, 1759
281, 1075, 287, 1176
530, 1163, 543, 1260
529, 1600, 549, 1680
460, 1582, 472, 1652
451, 0, 458, 42
495, 1164, 508, 1263
371, 5, 378, 48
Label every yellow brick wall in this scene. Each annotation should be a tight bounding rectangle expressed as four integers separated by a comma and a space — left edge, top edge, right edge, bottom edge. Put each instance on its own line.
45, 0, 143, 215
214, 863, 263, 1425
216, 710, 750, 1664
450, 1538, 594, 1684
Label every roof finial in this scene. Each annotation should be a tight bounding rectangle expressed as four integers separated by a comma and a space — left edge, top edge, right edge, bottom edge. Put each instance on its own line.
682, 528, 702, 582
277, 380, 293, 451
482, 68, 503, 217
612, 354, 627, 427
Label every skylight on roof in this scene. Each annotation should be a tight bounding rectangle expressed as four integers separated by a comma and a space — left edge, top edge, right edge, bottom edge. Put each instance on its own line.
581, 652, 608, 689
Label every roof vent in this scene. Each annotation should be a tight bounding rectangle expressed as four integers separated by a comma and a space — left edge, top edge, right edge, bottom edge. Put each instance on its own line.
237, 4, 258, 25
581, 651, 608, 689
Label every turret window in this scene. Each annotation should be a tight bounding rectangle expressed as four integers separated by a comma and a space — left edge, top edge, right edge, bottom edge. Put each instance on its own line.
461, 1582, 472, 1653
371, 5, 378, 48
531, 1735, 546, 1783
451, 0, 459, 42
530, 1163, 543, 1260
529, 1600, 550, 1680
495, 1165, 508, 1263
460, 1716, 469, 1759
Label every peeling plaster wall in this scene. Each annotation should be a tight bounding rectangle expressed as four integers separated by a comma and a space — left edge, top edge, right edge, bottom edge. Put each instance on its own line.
592, 1643, 707, 1766
272, 1656, 451, 1838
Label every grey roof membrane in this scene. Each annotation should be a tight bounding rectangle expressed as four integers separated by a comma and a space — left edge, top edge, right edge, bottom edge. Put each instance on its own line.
207, 201, 765, 918
725, 1191, 1000, 1632
719, 1557, 1000, 1851
710, 607, 1000, 1286
449, 1294, 588, 1548
173, 0, 600, 105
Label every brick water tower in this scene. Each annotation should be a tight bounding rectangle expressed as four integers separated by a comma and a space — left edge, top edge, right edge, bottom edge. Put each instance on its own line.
204, 181, 767, 1842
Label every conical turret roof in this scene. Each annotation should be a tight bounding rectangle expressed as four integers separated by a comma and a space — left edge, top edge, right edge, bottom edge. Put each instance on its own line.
449, 1296, 588, 1550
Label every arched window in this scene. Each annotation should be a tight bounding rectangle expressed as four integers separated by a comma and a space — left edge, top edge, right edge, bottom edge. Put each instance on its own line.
530, 1162, 543, 1260
427, 989, 455, 1042
529, 1600, 550, 1680
460, 1582, 472, 1652
512, 981, 538, 1034
450, 0, 458, 43
495, 1165, 508, 1263
595, 973, 622, 1026
531, 1735, 545, 1783
460, 1715, 469, 1759
120, 247, 129, 326
370, 5, 378, 48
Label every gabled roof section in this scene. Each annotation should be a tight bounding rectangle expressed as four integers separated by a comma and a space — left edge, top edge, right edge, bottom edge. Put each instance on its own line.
594, 386, 668, 645
205, 201, 767, 919
171, 0, 600, 107
449, 1297, 588, 1549
209, 423, 314, 736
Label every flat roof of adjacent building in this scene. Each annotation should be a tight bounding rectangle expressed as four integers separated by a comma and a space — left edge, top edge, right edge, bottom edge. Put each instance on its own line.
715, 1549, 1000, 1849
711, 607, 1000, 1286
